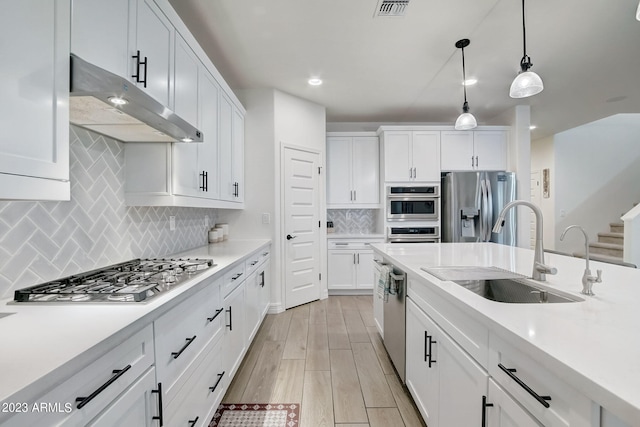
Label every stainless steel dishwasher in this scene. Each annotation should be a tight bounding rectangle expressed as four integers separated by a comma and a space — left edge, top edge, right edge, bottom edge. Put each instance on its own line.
383, 265, 407, 383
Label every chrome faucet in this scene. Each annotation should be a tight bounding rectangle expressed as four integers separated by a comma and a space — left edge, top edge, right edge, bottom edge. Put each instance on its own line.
560, 225, 603, 296
492, 200, 557, 281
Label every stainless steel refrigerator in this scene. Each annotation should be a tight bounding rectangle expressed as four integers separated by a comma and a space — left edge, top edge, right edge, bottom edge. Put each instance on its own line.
442, 171, 517, 245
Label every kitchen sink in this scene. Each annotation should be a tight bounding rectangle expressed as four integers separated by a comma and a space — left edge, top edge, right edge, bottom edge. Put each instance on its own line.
452, 278, 583, 304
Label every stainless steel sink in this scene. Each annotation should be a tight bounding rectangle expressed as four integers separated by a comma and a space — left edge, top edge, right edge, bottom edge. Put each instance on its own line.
452, 278, 583, 304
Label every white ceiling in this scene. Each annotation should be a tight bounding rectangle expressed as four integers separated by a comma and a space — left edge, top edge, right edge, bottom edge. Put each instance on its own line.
168, 0, 640, 139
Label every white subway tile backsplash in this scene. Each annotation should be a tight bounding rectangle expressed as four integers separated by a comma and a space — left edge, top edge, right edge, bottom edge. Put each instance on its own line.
0, 126, 217, 299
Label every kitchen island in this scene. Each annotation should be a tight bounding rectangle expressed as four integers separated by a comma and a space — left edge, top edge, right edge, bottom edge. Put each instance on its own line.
371, 242, 637, 427
0, 239, 270, 426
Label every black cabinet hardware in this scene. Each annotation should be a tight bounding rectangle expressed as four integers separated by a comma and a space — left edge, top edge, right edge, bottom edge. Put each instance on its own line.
498, 363, 551, 407
259, 271, 265, 288
226, 306, 233, 330
152, 382, 164, 426
188, 416, 199, 426
75, 364, 131, 409
131, 50, 147, 87
171, 336, 197, 359
209, 371, 225, 393
481, 395, 493, 427
250, 260, 258, 266
207, 308, 224, 322
231, 273, 243, 281
199, 171, 208, 192
232, 182, 239, 197
424, 331, 428, 362
427, 334, 437, 367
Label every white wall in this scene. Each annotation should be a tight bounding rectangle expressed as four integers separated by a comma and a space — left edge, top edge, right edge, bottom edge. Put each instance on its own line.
531, 135, 556, 249
554, 114, 640, 254
230, 89, 326, 313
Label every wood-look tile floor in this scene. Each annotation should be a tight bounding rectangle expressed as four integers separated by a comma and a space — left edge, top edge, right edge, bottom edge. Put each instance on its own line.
222, 295, 426, 427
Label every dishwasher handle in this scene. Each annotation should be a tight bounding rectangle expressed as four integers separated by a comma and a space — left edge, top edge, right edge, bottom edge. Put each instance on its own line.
388, 271, 405, 295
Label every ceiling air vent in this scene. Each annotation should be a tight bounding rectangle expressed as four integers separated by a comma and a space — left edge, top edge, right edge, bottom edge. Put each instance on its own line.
376, 0, 410, 17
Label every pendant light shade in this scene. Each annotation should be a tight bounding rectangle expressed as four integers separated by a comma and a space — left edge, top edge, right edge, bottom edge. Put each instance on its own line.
510, 0, 543, 98
454, 39, 477, 130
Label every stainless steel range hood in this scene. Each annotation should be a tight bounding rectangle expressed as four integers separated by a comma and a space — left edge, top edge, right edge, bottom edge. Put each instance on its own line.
69, 54, 203, 143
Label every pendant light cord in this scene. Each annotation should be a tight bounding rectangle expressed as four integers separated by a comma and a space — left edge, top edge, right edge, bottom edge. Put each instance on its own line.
521, 0, 527, 57
461, 46, 468, 103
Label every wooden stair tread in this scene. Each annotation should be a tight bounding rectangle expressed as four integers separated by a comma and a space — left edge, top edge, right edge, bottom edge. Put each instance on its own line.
589, 242, 623, 250
597, 232, 623, 238
573, 252, 629, 265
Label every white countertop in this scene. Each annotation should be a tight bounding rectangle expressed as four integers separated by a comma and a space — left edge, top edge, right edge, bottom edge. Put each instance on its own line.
327, 233, 385, 240
0, 239, 270, 406
370, 242, 640, 425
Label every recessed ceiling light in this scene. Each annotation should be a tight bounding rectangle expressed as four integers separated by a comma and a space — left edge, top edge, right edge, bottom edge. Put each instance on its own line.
529, 125, 537, 130
308, 78, 323, 86
108, 96, 128, 105
463, 78, 477, 86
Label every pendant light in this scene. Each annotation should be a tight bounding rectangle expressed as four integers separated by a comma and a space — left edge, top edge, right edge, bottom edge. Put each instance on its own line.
454, 38, 477, 131
510, 0, 543, 98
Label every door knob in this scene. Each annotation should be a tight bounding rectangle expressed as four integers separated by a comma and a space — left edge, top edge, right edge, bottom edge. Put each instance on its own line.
286, 234, 296, 240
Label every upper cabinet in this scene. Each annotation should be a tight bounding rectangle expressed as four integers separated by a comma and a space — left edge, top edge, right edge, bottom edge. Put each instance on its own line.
381, 130, 440, 183
327, 134, 380, 208
441, 130, 508, 171
0, 0, 71, 201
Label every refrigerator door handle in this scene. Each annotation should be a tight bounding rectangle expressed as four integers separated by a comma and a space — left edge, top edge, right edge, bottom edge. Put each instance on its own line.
479, 179, 487, 241
485, 179, 494, 241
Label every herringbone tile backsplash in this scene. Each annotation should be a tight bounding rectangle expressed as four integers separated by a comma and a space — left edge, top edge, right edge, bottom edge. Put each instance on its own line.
0, 126, 217, 299
327, 209, 379, 234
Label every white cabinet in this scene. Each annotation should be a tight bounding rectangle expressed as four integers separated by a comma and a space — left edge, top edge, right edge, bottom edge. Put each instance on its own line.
0, 0, 70, 201
328, 239, 383, 293
372, 257, 384, 337
133, 0, 174, 106
245, 250, 271, 343
486, 378, 543, 427
219, 94, 245, 202
326, 134, 380, 207
382, 131, 440, 182
223, 278, 246, 381
441, 130, 507, 171
406, 297, 489, 427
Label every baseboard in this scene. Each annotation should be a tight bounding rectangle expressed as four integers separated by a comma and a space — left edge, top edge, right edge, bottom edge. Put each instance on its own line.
328, 289, 374, 296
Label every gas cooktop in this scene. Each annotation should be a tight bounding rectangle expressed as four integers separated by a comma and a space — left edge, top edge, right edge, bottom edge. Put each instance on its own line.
14, 258, 215, 303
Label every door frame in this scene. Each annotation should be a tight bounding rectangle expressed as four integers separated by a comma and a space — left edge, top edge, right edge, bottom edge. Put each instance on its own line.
278, 143, 327, 311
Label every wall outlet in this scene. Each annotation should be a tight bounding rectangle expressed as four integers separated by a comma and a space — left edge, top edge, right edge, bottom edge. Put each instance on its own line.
262, 213, 270, 224
169, 216, 176, 231
204, 215, 210, 228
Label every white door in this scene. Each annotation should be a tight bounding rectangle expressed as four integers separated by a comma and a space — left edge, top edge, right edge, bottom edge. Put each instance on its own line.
441, 131, 474, 171
352, 137, 380, 204
326, 137, 352, 205
283, 147, 321, 309
474, 131, 507, 171
412, 131, 441, 182
383, 132, 412, 181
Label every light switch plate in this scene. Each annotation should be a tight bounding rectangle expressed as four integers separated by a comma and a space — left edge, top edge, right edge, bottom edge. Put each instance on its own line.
169, 216, 176, 231
262, 213, 270, 224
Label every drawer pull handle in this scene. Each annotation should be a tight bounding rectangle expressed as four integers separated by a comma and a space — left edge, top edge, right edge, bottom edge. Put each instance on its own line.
75, 364, 131, 409
498, 363, 551, 408
260, 271, 265, 288
231, 273, 243, 280
481, 395, 494, 427
207, 308, 224, 322
172, 336, 197, 359
262, 252, 269, 256
209, 371, 226, 392
226, 306, 233, 331
428, 334, 437, 367
424, 331, 428, 362
188, 416, 199, 427
250, 260, 258, 266
152, 382, 164, 426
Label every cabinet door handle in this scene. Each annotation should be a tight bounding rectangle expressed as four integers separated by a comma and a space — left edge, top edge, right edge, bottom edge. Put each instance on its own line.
475, 156, 479, 168
152, 382, 164, 426
413, 167, 417, 178
207, 308, 224, 322
357, 253, 360, 264
75, 364, 131, 409
226, 306, 233, 330
428, 334, 437, 367
481, 395, 494, 427
131, 50, 148, 88
188, 416, 199, 427
498, 363, 551, 407
424, 331, 429, 362
260, 271, 265, 287
171, 336, 197, 359
209, 371, 225, 392
353, 190, 356, 201
353, 253, 356, 264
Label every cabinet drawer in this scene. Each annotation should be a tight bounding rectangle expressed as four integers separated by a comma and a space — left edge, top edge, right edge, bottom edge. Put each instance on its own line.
2, 325, 154, 427
154, 280, 220, 405
489, 334, 593, 427
222, 262, 246, 298
165, 336, 225, 427
245, 252, 262, 277
408, 276, 489, 367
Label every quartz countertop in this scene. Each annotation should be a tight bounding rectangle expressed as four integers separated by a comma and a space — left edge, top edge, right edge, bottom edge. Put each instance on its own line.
0, 239, 270, 408
327, 233, 385, 240
370, 242, 640, 425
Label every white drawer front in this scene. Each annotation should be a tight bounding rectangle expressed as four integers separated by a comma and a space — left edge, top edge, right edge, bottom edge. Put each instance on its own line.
2, 325, 154, 427
165, 337, 224, 427
489, 334, 594, 427
245, 252, 261, 277
222, 262, 246, 298
154, 280, 220, 404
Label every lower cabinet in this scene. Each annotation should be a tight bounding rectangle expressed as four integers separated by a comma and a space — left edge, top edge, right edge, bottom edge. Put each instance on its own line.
372, 256, 384, 337
328, 239, 383, 293
223, 279, 247, 382
486, 378, 543, 427
406, 297, 488, 427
